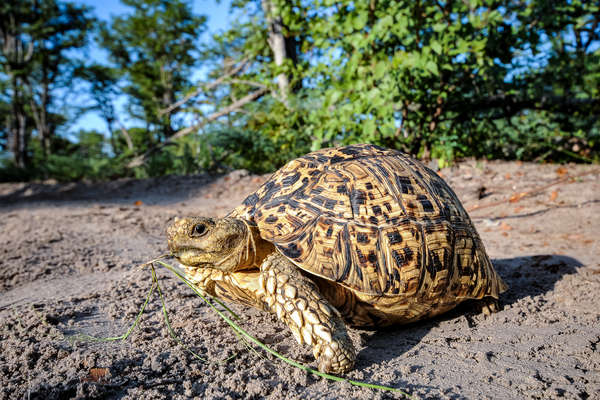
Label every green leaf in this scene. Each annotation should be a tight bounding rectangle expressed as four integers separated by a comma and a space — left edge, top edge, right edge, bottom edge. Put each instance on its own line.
329, 90, 343, 104
425, 60, 439, 75
373, 61, 387, 80
353, 11, 368, 31
362, 118, 376, 137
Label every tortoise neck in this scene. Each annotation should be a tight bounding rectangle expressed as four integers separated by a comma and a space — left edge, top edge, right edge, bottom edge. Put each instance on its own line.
236, 219, 276, 270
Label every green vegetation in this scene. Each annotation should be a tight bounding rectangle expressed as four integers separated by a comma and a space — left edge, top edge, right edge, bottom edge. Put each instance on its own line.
74, 254, 413, 394
1, 0, 599, 182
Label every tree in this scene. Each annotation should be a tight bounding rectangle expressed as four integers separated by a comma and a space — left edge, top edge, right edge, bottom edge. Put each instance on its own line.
0, 0, 95, 168
75, 64, 134, 153
99, 0, 207, 146
0, 1, 35, 168
169, 0, 599, 168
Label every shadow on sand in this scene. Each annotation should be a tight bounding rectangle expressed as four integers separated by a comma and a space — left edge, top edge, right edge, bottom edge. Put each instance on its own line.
356, 254, 583, 372
0, 174, 216, 207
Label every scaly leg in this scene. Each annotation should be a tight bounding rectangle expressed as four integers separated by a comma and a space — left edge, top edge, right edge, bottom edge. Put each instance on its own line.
259, 252, 355, 374
477, 297, 501, 316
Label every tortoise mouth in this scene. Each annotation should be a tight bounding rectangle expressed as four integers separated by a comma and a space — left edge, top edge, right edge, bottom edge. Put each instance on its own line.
170, 248, 207, 265
170, 246, 200, 254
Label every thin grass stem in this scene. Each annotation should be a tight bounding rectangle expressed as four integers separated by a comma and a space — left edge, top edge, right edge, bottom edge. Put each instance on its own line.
153, 268, 242, 363
154, 260, 413, 397
71, 280, 156, 342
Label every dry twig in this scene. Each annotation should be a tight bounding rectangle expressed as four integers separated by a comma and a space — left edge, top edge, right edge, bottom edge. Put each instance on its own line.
128, 88, 268, 168
158, 58, 249, 116
467, 169, 599, 212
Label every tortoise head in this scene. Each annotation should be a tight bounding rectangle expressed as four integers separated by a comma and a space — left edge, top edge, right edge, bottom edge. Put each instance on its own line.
166, 217, 249, 271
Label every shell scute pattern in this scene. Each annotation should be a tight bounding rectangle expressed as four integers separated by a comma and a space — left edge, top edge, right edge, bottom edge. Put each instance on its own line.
231, 144, 499, 299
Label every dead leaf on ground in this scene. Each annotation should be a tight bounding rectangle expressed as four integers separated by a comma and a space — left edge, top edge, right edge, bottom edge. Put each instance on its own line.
501, 231, 509, 237
555, 166, 568, 177
504, 173, 511, 180
509, 192, 526, 203
82, 367, 109, 383
513, 206, 524, 213
549, 190, 559, 202
133, 200, 143, 206
499, 222, 513, 231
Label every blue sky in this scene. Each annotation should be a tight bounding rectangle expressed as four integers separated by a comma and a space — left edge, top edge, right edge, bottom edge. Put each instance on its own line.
71, 0, 233, 135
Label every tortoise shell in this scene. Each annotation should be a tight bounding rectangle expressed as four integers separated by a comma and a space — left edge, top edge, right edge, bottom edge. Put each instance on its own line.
230, 144, 504, 300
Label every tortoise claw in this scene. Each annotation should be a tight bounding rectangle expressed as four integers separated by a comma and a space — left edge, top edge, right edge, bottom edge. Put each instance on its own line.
477, 297, 501, 316
315, 338, 355, 375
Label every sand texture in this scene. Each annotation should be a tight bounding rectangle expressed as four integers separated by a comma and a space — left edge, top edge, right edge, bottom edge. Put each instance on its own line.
1, 162, 599, 399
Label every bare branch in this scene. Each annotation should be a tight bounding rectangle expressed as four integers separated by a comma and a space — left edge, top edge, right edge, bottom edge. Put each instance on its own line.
117, 121, 134, 151
228, 79, 268, 89
158, 58, 249, 116
128, 87, 268, 168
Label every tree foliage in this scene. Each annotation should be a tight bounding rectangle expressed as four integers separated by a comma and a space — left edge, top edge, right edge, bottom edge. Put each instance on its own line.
0, 0, 598, 182
99, 0, 207, 141
193, 0, 599, 168
0, 0, 94, 170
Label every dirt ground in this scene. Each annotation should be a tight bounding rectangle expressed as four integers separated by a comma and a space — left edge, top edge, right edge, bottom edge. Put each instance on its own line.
0, 160, 599, 400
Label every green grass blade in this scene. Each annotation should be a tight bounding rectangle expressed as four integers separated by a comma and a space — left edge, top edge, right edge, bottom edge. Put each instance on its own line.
70, 266, 234, 364
70, 279, 156, 342
157, 257, 241, 320
154, 260, 413, 397
152, 261, 262, 358
151, 267, 211, 362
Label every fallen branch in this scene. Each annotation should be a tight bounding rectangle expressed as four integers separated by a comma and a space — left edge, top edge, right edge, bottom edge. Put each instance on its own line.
128, 87, 268, 168
467, 169, 599, 212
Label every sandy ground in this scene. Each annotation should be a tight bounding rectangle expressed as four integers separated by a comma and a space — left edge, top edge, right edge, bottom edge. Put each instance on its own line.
0, 161, 599, 400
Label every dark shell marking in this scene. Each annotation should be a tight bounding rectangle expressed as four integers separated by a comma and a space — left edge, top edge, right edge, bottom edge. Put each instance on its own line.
230, 144, 503, 300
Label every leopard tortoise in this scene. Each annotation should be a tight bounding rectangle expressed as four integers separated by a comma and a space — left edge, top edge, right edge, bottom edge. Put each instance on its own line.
166, 144, 507, 374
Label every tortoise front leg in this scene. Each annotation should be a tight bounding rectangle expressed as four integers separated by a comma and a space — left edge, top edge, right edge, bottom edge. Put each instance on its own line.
259, 252, 356, 374
181, 264, 218, 297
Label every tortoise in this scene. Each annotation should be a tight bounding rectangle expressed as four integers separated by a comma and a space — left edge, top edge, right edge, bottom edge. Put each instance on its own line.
166, 144, 507, 374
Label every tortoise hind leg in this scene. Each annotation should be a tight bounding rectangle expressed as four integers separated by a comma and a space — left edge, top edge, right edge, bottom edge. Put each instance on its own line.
259, 252, 355, 374
476, 297, 502, 316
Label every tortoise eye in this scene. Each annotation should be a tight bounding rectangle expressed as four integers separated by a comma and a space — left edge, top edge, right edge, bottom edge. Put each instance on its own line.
191, 223, 208, 237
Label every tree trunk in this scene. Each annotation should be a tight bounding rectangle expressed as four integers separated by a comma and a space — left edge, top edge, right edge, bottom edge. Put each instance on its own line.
1, 16, 34, 168
27, 56, 54, 157
8, 76, 29, 168
8, 102, 28, 168
28, 81, 51, 157
261, 0, 297, 106
118, 121, 134, 152
160, 64, 175, 137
